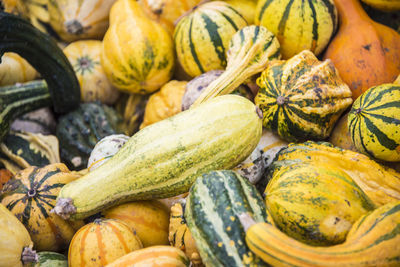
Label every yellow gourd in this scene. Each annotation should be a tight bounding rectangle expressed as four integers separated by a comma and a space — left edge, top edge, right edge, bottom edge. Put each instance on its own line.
0, 52, 37, 86
101, 0, 175, 94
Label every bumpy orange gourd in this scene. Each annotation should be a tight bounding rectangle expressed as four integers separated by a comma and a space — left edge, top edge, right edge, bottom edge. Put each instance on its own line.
140, 80, 187, 129
103, 201, 170, 247
68, 218, 143, 267
324, 0, 400, 100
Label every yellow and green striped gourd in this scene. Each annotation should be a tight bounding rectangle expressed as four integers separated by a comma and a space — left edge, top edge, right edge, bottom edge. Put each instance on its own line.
255, 0, 338, 59
348, 83, 400, 162
174, 1, 248, 77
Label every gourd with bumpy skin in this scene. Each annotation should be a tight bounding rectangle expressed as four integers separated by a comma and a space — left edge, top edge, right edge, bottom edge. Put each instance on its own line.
192, 25, 280, 107
140, 80, 187, 129
103, 201, 170, 247
68, 218, 143, 267
47, 0, 117, 42
0, 163, 82, 252
174, 1, 248, 77
348, 83, 400, 162
169, 200, 203, 266
239, 200, 400, 267
63, 40, 120, 105
106, 246, 190, 267
185, 170, 269, 267
256, 0, 338, 59
53, 95, 262, 220
0, 203, 37, 267
270, 141, 400, 206
323, 0, 400, 100
101, 0, 175, 94
266, 162, 375, 246
0, 52, 37, 86
255, 50, 353, 142
56, 102, 126, 171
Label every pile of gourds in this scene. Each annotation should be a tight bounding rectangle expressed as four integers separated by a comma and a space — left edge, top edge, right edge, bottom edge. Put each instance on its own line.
0, 0, 400, 266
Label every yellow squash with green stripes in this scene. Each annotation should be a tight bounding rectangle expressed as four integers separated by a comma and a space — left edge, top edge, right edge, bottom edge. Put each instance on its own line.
348, 83, 400, 162
239, 201, 400, 267
255, 0, 338, 59
266, 162, 375, 246
174, 1, 248, 77
101, 0, 175, 94
53, 95, 262, 220
271, 142, 400, 206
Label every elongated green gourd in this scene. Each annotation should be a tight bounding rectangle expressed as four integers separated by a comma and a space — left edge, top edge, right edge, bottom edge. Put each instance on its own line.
53, 95, 262, 220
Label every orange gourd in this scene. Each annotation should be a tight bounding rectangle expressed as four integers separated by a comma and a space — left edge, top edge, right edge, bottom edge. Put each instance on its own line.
324, 0, 400, 100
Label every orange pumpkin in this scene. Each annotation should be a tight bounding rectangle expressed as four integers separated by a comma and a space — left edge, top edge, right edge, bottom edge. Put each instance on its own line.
68, 218, 143, 267
324, 0, 400, 100
103, 201, 170, 248
140, 80, 187, 129
0, 169, 12, 191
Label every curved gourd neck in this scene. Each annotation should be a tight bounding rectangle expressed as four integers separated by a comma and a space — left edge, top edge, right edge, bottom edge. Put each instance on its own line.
334, 0, 371, 26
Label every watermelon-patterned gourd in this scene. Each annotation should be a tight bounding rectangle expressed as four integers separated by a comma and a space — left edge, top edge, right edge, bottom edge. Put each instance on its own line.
255, 50, 353, 142
348, 83, 400, 162
0, 163, 82, 252
256, 0, 338, 59
185, 170, 269, 266
174, 1, 248, 77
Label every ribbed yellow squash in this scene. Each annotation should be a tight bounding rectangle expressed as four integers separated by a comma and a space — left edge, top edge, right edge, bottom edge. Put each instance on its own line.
0, 52, 37, 86
47, 0, 117, 42
0, 204, 35, 267
64, 40, 120, 104
224, 0, 257, 24
174, 1, 248, 77
101, 0, 175, 94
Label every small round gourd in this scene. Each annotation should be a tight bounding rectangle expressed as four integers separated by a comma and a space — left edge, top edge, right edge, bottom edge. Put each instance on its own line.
348, 84, 400, 162
255, 50, 353, 142
0, 163, 82, 252
101, 0, 175, 94
140, 80, 187, 129
87, 134, 130, 171
174, 1, 248, 77
68, 218, 143, 267
256, 0, 338, 58
103, 200, 170, 247
63, 40, 120, 105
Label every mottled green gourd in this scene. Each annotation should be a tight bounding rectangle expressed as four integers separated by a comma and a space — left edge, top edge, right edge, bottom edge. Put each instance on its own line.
192, 25, 281, 107
30, 252, 67, 267
56, 102, 126, 170
255, 0, 338, 59
255, 50, 353, 142
348, 83, 400, 162
174, 1, 248, 77
185, 170, 269, 267
266, 162, 375, 246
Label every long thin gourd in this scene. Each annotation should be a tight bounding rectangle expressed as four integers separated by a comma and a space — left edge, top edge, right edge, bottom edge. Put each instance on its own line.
191, 25, 280, 107
239, 201, 400, 267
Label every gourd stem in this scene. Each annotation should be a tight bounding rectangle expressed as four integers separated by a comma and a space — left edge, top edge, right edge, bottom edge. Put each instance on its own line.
238, 213, 256, 232
51, 197, 77, 220
0, 80, 51, 142
21, 246, 38, 265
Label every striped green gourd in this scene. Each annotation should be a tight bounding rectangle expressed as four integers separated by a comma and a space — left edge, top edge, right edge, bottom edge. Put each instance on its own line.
255, 0, 338, 59
33, 252, 67, 267
192, 25, 281, 107
174, 1, 248, 77
53, 95, 262, 220
266, 162, 375, 246
348, 83, 400, 162
239, 200, 400, 267
185, 170, 268, 267
255, 50, 353, 142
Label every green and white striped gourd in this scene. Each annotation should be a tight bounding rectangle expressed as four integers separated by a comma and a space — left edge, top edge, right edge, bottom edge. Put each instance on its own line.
256, 0, 338, 59
174, 1, 248, 77
255, 50, 353, 142
185, 170, 268, 267
32, 252, 67, 267
348, 83, 400, 162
